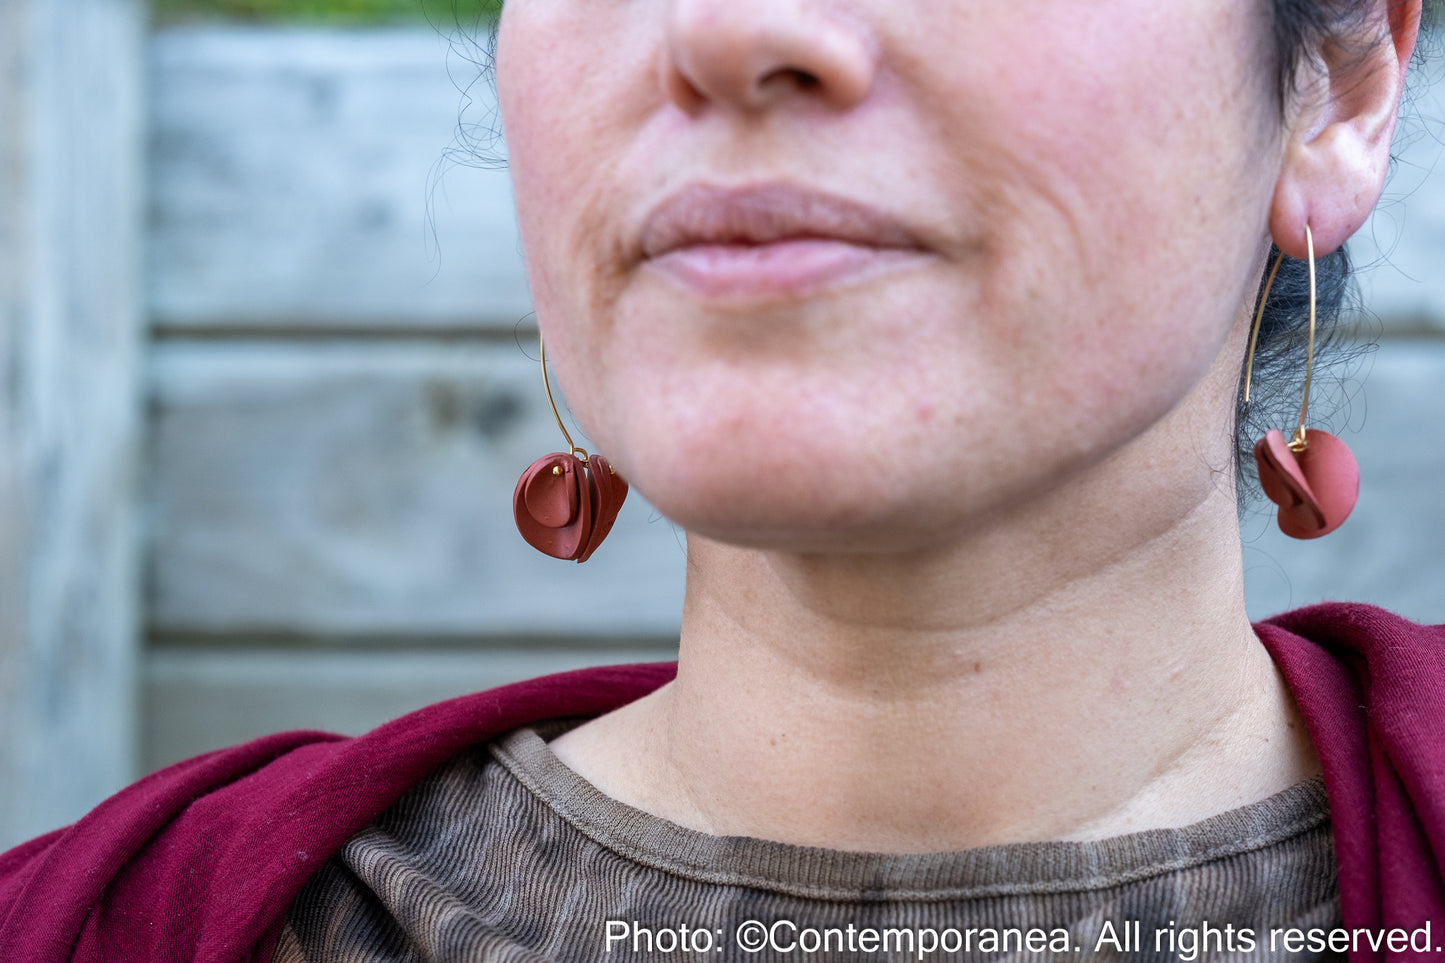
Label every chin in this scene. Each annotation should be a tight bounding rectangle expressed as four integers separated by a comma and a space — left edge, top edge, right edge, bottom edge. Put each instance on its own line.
625, 453, 982, 555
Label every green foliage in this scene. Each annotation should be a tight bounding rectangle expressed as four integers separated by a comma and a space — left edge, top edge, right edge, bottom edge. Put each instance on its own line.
154, 0, 1442, 29
150, 0, 500, 26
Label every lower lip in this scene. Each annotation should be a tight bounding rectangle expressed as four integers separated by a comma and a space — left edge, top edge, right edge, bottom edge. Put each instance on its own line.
645, 239, 927, 299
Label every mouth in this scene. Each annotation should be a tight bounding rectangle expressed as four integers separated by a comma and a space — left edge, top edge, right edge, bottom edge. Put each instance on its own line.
638, 183, 931, 300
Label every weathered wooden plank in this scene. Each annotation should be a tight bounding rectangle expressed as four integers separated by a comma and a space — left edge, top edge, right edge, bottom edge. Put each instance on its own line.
148, 27, 530, 330
1242, 339, 1445, 623
141, 642, 678, 774
0, 0, 145, 849
147, 341, 687, 636
0, 0, 29, 848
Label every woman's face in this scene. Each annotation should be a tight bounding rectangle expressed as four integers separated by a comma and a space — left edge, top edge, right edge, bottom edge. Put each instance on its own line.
497, 0, 1283, 551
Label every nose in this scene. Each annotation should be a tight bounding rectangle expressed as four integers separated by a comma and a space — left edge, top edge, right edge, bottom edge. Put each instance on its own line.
662, 0, 876, 114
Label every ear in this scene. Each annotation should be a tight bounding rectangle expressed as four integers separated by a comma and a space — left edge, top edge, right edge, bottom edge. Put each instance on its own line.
1269, 0, 1421, 259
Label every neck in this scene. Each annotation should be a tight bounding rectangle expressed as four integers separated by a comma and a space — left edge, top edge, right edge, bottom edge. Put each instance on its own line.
552, 420, 1318, 852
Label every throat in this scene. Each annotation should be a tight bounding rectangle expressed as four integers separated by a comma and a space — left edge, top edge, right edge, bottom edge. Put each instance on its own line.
550, 503, 1319, 852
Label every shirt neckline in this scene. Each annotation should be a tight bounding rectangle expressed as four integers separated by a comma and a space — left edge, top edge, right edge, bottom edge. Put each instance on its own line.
488, 726, 1331, 902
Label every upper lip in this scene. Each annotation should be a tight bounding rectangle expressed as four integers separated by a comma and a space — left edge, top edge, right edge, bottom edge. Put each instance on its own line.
639, 183, 924, 258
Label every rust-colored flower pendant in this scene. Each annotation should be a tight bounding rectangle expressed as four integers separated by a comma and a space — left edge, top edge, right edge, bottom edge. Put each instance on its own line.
1253, 429, 1359, 539
513, 453, 628, 562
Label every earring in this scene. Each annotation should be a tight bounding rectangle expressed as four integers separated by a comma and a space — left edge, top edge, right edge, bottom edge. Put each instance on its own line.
513, 336, 628, 562
1243, 224, 1359, 539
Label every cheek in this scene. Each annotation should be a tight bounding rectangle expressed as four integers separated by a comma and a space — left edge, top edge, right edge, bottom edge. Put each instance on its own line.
924, 2, 1272, 392
498, 14, 601, 294
497, 6, 652, 441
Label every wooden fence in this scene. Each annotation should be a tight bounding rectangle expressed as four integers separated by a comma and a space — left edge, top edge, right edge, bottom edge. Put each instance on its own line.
1, 11, 1442, 849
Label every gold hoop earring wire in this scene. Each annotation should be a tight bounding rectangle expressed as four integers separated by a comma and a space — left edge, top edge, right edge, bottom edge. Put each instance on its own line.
1243, 224, 1317, 453
538, 335, 590, 462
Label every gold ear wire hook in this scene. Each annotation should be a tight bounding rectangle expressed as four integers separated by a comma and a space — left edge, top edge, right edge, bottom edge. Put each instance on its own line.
1291, 224, 1318, 453
1243, 251, 1283, 407
1242, 223, 1317, 453
539, 334, 589, 462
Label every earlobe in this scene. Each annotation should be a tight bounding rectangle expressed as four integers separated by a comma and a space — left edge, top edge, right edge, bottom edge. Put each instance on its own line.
1269, 121, 1388, 258
1269, 0, 1421, 259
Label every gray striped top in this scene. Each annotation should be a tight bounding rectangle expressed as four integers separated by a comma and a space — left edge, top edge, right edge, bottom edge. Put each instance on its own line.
274, 724, 1340, 962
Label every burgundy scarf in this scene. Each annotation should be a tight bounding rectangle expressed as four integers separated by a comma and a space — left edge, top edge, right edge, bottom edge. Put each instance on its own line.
1, 604, 1440, 961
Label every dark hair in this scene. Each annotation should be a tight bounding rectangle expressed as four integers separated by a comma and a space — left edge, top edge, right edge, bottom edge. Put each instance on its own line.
1239, 0, 1431, 495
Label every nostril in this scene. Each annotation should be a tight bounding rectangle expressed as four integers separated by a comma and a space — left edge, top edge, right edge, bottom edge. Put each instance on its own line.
763, 68, 820, 91
748, 68, 823, 107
